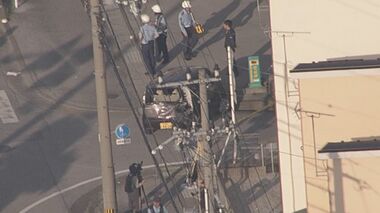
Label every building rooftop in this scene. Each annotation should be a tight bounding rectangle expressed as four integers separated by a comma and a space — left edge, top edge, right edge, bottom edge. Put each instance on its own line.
291, 58, 380, 73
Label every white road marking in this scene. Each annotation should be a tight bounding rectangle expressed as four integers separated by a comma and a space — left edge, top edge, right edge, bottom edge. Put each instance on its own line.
0, 90, 19, 123
19, 161, 185, 213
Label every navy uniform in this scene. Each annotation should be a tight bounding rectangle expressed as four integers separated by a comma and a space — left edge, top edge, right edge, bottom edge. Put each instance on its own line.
224, 20, 238, 76
152, 5, 169, 64
178, 1, 197, 60
224, 28, 236, 51
139, 15, 159, 75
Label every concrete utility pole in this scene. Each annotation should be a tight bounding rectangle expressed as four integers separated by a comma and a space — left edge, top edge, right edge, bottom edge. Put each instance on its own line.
227, 46, 238, 164
198, 69, 215, 213
90, 0, 117, 212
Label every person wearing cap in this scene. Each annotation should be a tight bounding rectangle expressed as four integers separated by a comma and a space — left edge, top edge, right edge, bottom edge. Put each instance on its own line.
178, 1, 197, 60
139, 14, 159, 76
152, 4, 169, 64
147, 197, 168, 213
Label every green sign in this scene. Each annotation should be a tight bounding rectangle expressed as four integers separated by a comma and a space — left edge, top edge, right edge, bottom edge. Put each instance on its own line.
248, 56, 262, 88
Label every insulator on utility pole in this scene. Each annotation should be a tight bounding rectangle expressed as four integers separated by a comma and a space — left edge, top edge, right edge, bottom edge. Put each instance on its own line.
90, 0, 117, 212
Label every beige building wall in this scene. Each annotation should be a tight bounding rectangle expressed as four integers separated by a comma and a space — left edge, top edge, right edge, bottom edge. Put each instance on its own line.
299, 74, 380, 212
269, 0, 380, 212
327, 158, 380, 213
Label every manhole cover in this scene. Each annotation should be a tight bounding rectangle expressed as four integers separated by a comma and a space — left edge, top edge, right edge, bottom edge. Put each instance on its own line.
0, 145, 13, 153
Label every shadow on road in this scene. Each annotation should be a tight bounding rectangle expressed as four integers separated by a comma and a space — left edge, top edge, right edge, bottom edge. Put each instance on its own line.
0, 112, 96, 211
0, 37, 97, 210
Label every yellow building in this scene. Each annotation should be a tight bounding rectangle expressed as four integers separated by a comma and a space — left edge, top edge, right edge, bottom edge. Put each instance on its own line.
269, 0, 380, 212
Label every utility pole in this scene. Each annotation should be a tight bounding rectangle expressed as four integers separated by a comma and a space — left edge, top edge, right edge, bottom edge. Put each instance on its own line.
198, 69, 215, 213
227, 46, 238, 164
90, 0, 117, 212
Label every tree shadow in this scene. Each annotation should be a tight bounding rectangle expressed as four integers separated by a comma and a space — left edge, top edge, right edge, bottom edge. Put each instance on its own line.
245, 175, 280, 207
195, 1, 257, 53
219, 167, 280, 212
202, 0, 242, 31
30, 44, 93, 89
243, 109, 276, 133
0, 113, 95, 211
0, 26, 17, 48
22, 36, 82, 73
154, 1, 254, 70
0, 66, 95, 211
144, 166, 186, 206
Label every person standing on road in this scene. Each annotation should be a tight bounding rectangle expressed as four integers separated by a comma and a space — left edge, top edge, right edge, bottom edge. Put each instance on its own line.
125, 163, 144, 213
147, 196, 168, 213
139, 14, 159, 76
178, 1, 197, 60
152, 4, 170, 64
223, 19, 239, 76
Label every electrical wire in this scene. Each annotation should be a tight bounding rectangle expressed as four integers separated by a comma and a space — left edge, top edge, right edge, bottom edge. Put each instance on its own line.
99, 3, 184, 211
114, 2, 280, 212
115, 6, 202, 203
115, 2, 185, 163
99, 30, 182, 213
87, 2, 348, 212
120, 0, 224, 131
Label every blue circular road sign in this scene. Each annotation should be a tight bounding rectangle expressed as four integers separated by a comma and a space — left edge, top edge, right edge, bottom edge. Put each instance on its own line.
115, 124, 130, 139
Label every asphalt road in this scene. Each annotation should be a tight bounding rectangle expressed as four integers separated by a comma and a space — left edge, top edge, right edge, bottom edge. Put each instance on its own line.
0, 0, 274, 212
0, 0, 177, 212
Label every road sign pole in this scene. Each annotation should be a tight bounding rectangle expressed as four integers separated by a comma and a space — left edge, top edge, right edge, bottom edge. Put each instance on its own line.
90, 0, 117, 212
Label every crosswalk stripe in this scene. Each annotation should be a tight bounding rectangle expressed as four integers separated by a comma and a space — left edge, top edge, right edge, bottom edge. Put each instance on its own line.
0, 90, 19, 123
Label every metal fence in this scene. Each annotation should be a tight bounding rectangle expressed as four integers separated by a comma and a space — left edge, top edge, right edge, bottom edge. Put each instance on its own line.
218, 133, 279, 174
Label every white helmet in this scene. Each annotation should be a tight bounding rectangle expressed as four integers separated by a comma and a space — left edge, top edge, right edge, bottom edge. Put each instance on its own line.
141, 14, 150, 23
182, 1, 191, 8
151, 4, 161, 13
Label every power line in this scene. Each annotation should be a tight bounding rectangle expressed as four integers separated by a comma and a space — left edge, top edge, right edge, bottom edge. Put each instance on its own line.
103, 3, 187, 204
99, 3, 184, 211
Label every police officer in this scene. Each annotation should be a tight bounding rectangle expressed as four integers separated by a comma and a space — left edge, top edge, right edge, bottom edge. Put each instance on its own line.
223, 19, 238, 76
152, 4, 169, 64
178, 1, 197, 60
139, 14, 159, 76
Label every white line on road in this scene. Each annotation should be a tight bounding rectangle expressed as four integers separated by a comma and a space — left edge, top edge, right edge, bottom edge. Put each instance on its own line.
19, 161, 185, 213
0, 90, 19, 123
